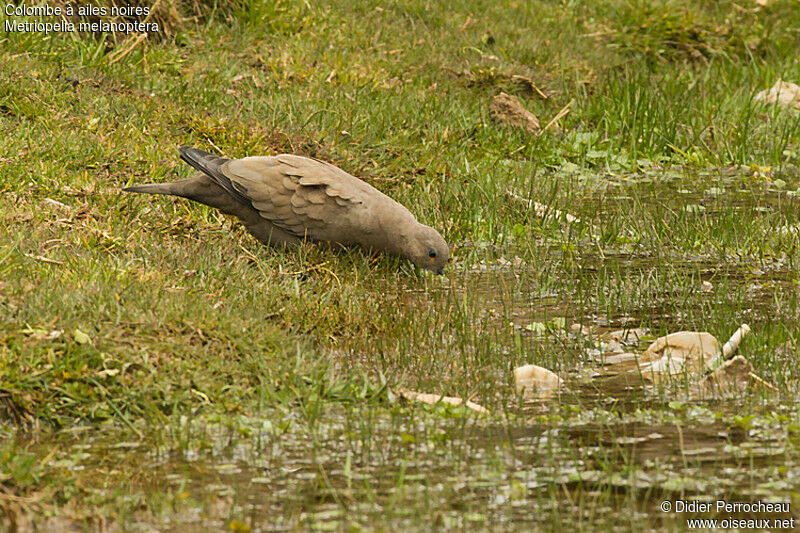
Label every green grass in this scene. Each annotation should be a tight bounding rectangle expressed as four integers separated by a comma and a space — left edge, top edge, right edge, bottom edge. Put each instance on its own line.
2, 0, 800, 529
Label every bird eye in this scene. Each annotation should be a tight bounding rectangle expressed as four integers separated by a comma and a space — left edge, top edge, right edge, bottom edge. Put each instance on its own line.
428, 249, 437, 259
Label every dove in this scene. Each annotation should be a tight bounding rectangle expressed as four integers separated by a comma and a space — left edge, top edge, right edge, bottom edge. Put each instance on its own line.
124, 147, 449, 274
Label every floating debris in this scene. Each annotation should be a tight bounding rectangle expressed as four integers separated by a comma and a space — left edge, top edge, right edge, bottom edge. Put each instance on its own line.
721, 324, 750, 359
693, 355, 777, 397
599, 352, 639, 366
395, 388, 489, 414
754, 80, 800, 110
514, 364, 563, 399
639, 325, 752, 383
588, 324, 774, 396
638, 330, 723, 383
506, 191, 581, 223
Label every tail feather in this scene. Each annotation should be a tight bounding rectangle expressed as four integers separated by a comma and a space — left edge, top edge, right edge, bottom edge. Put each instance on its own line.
123, 183, 175, 195
123, 173, 257, 221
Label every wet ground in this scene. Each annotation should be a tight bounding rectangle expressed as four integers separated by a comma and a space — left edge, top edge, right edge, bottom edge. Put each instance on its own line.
9, 176, 800, 530
23, 390, 799, 531
20, 259, 800, 531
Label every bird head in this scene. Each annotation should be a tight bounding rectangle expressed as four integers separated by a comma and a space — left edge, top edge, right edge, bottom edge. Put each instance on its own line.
408, 224, 449, 275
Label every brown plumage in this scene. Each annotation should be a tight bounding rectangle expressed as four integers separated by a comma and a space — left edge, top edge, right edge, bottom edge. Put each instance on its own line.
124, 147, 449, 274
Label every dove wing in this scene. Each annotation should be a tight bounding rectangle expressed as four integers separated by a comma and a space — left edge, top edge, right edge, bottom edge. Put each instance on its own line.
220, 155, 375, 244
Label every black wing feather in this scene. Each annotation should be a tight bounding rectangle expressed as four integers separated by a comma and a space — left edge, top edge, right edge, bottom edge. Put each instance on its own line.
179, 146, 252, 206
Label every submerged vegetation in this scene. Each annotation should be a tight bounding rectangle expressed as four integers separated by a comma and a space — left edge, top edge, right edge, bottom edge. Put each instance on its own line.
1, 0, 800, 529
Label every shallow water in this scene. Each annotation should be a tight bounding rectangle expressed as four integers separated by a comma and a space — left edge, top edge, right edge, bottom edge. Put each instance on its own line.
23, 391, 799, 531
13, 178, 800, 530
19, 260, 800, 531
